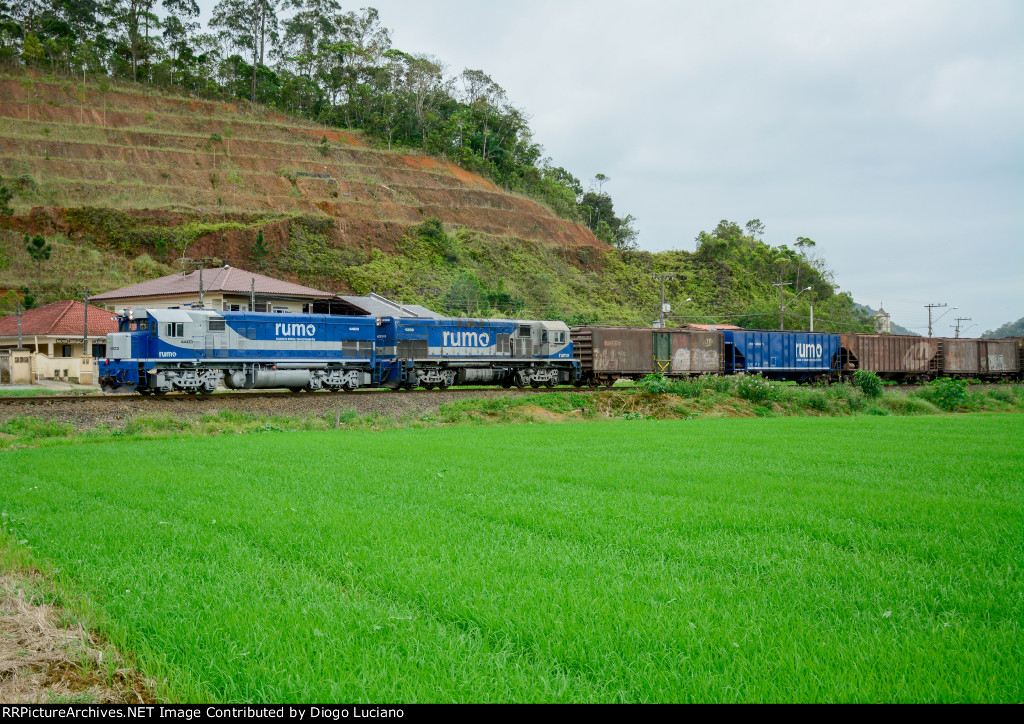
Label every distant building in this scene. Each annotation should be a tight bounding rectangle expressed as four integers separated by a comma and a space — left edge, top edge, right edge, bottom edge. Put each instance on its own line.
0, 301, 119, 384
681, 323, 743, 332
90, 266, 346, 315
338, 292, 443, 320
90, 267, 444, 320
872, 304, 892, 334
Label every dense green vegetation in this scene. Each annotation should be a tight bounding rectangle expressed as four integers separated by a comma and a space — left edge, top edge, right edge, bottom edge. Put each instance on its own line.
0, 1, 635, 246
0, 213, 873, 328
2, 415, 1021, 702
983, 316, 1024, 339
326, 217, 871, 327
1, 382, 1021, 448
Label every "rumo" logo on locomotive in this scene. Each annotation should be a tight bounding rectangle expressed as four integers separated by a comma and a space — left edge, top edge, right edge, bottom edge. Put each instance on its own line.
442, 331, 492, 348
275, 323, 317, 338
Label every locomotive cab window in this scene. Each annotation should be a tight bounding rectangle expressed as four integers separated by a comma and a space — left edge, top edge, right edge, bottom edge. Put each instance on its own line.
166, 323, 185, 338
542, 331, 549, 343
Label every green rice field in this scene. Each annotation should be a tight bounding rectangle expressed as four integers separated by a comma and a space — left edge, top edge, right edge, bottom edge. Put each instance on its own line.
2, 414, 1022, 702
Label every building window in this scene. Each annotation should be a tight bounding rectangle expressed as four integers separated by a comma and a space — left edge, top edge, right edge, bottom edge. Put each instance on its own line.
92, 343, 107, 358
62, 345, 72, 358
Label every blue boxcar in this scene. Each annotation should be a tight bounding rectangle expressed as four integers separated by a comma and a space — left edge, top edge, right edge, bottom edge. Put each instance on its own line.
722, 330, 841, 381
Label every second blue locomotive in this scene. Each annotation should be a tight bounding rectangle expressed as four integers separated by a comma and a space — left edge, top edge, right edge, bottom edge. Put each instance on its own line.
99, 309, 579, 394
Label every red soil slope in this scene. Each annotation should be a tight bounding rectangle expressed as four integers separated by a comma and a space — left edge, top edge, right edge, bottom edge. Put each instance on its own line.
0, 76, 604, 252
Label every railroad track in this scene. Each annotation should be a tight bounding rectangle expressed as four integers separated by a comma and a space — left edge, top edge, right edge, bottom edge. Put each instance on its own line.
0, 387, 600, 406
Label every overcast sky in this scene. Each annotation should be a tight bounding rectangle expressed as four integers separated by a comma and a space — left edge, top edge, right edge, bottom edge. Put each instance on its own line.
197, 0, 1023, 333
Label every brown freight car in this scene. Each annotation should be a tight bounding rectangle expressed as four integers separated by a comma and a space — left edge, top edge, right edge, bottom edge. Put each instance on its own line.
571, 326, 724, 386
839, 334, 941, 382
840, 334, 1022, 381
940, 338, 1021, 379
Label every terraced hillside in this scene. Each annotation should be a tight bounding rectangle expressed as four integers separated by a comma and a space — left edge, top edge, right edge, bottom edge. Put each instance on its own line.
0, 74, 601, 252
0, 73, 874, 328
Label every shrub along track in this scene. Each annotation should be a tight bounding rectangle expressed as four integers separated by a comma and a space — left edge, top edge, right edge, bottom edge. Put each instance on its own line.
0, 387, 601, 428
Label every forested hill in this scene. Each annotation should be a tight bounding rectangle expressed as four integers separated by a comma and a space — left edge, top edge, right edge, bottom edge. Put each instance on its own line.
0, 4, 873, 332
983, 317, 1024, 339
0, 0, 636, 249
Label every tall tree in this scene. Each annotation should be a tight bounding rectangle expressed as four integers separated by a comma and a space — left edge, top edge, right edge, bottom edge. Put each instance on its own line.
161, 0, 199, 86
103, 0, 158, 82
0, 176, 14, 215
25, 233, 52, 289
211, 0, 279, 102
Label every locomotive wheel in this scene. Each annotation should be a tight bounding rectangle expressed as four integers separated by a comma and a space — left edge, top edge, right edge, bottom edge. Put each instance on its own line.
289, 388, 304, 394
424, 384, 436, 391
501, 381, 512, 389
545, 379, 556, 388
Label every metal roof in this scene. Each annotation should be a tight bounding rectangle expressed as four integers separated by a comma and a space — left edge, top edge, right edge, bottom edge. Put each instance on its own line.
338, 293, 443, 319
91, 267, 336, 301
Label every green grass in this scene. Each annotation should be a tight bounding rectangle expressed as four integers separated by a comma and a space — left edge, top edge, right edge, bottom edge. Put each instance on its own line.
1, 414, 1022, 702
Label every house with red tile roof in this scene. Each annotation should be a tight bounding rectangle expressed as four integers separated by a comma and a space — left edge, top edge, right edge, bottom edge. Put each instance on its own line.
0, 301, 120, 384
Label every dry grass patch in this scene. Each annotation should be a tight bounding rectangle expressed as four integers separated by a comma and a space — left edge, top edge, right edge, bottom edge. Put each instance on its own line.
0, 573, 155, 704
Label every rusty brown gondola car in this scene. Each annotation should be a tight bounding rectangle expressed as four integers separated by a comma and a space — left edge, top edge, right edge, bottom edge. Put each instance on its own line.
839, 334, 1022, 381
940, 338, 1021, 380
571, 326, 724, 386
839, 334, 941, 382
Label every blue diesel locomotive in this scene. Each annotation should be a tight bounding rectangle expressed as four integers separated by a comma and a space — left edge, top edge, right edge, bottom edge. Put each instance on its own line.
98, 308, 580, 394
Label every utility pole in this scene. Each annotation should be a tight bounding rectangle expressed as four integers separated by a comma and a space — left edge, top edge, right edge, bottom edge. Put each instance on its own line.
772, 278, 793, 331
83, 287, 89, 356
250, 277, 256, 312
953, 317, 972, 339
810, 304, 814, 333
925, 303, 955, 337
653, 273, 675, 329
16, 301, 23, 350
197, 266, 204, 309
